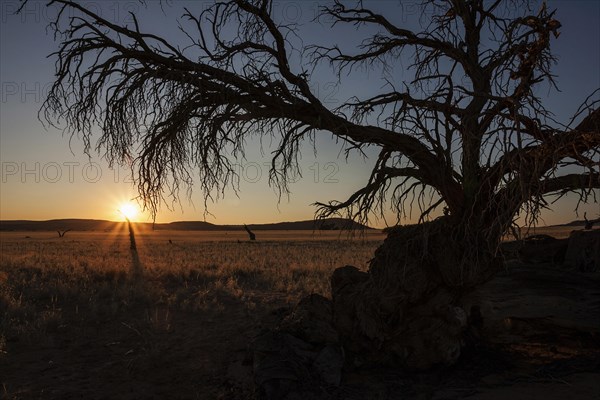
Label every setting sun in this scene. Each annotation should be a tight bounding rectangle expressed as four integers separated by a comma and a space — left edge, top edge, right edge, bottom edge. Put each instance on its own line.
118, 202, 139, 220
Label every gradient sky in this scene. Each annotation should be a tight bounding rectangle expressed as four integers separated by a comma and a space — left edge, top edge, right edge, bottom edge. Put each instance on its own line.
1, 0, 599, 227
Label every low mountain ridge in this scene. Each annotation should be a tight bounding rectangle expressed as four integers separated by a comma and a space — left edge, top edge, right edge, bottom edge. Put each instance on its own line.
0, 217, 371, 231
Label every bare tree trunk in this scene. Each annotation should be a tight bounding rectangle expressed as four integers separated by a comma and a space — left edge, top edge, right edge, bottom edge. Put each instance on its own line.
244, 224, 256, 241
331, 217, 501, 369
583, 212, 599, 230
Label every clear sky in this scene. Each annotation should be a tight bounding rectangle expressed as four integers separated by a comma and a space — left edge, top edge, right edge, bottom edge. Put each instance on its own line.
0, 0, 598, 227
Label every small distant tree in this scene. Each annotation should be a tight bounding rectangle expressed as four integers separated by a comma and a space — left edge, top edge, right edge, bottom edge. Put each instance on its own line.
56, 229, 71, 238
27, 0, 599, 368
243, 224, 256, 241
583, 212, 600, 230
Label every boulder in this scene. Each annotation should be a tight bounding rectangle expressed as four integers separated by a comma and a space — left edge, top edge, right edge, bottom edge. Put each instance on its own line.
252, 296, 345, 399
330, 221, 473, 370
516, 234, 569, 264
252, 332, 314, 400
312, 345, 344, 386
563, 229, 600, 272
279, 294, 338, 345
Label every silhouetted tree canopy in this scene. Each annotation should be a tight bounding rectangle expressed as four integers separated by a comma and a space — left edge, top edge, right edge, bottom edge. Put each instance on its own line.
24, 0, 599, 238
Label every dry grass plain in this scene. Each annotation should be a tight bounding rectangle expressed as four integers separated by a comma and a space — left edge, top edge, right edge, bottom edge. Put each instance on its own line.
1, 225, 597, 399
0, 228, 384, 399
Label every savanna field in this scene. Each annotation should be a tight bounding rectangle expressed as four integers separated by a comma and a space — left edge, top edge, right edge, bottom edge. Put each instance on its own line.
0, 228, 385, 399
2, 226, 599, 399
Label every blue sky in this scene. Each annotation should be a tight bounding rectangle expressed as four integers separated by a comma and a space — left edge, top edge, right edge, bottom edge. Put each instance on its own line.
0, 0, 598, 226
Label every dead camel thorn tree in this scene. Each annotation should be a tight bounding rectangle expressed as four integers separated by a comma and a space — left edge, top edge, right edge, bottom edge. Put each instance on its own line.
27, 0, 599, 369
583, 212, 600, 230
56, 229, 71, 238
244, 224, 257, 241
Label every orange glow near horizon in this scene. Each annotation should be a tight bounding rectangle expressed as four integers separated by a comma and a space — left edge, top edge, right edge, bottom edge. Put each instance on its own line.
117, 202, 139, 221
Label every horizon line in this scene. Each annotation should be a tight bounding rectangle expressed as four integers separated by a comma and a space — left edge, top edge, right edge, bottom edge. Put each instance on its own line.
0, 216, 589, 229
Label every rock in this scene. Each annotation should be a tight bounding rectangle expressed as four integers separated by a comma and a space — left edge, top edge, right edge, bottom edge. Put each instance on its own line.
563, 229, 600, 272
330, 265, 376, 353
226, 359, 254, 389
331, 265, 369, 296
251, 294, 347, 398
280, 294, 338, 345
312, 345, 344, 386
517, 235, 569, 264
385, 299, 468, 370
475, 265, 600, 343
252, 332, 316, 399
330, 221, 475, 370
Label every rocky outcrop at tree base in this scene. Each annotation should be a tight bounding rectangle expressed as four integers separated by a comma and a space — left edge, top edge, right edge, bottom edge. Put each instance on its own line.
330, 226, 471, 370
248, 226, 600, 399
279, 294, 339, 345
342, 218, 503, 370
250, 220, 503, 399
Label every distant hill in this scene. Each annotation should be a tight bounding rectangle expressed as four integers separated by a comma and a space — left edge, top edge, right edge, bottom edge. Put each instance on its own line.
559, 220, 596, 227
0, 217, 372, 232
244, 218, 370, 231
0, 219, 121, 232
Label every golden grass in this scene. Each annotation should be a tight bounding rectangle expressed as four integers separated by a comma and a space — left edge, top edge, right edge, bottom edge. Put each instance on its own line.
0, 225, 583, 351
0, 229, 383, 345
0, 229, 383, 291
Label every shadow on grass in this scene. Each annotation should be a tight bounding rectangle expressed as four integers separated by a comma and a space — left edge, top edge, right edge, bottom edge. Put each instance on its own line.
129, 249, 144, 280
0, 258, 291, 399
